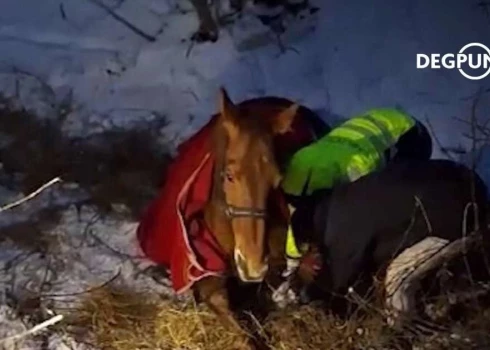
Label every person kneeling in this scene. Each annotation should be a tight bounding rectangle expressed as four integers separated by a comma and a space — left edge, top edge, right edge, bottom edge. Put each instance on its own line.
279, 108, 433, 292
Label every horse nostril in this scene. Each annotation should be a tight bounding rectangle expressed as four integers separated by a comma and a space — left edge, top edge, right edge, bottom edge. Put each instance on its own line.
234, 249, 268, 281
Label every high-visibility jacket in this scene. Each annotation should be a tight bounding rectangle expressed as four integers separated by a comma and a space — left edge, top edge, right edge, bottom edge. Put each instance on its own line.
281, 108, 416, 197
282, 108, 416, 259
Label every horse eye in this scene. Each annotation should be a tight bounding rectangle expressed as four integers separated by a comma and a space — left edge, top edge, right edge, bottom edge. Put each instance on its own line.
225, 171, 234, 182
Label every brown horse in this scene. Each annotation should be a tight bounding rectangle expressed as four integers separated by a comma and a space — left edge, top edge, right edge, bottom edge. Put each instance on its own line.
137, 87, 328, 348
192, 89, 303, 347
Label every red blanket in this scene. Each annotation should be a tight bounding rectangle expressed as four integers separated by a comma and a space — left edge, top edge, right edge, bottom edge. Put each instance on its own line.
137, 113, 320, 293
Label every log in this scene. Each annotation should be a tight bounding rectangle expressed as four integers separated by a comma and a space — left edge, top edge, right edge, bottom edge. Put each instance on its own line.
384, 232, 484, 327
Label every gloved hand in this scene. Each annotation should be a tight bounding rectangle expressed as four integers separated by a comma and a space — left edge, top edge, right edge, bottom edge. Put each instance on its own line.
297, 246, 322, 283
283, 256, 301, 278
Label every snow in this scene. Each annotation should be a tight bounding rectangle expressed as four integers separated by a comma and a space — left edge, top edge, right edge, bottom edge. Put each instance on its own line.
0, 0, 489, 348
1, 0, 487, 149
0, 183, 174, 349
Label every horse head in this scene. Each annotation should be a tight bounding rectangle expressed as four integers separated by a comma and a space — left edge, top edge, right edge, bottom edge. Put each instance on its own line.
208, 87, 297, 283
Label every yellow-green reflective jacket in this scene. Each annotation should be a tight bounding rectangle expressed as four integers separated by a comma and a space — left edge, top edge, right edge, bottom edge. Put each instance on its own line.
281, 108, 416, 197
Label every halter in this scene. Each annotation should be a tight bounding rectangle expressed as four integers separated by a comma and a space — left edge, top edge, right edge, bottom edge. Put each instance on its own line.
216, 167, 267, 220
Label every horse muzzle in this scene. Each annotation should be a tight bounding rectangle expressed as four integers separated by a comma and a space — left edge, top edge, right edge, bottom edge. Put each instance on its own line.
234, 249, 268, 282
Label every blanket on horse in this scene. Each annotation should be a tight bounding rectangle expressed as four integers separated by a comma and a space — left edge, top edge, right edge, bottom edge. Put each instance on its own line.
137, 112, 323, 293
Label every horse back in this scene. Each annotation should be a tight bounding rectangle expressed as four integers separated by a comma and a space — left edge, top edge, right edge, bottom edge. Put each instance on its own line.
325, 159, 488, 260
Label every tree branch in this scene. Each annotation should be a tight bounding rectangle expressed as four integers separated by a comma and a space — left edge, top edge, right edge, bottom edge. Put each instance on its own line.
0, 177, 61, 213
85, 0, 157, 42
0, 314, 63, 345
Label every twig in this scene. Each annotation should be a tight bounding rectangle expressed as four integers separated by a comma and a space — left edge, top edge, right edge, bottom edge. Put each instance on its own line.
3, 65, 57, 106
40, 268, 121, 298
414, 195, 432, 234
385, 194, 431, 266
462, 202, 477, 286
454, 115, 490, 137
59, 3, 67, 20
186, 39, 196, 58
88, 228, 146, 259
468, 89, 482, 171
73, 212, 101, 249
464, 92, 487, 283
85, 0, 157, 42
0, 314, 63, 345
460, 87, 490, 101
0, 177, 62, 213
346, 286, 382, 316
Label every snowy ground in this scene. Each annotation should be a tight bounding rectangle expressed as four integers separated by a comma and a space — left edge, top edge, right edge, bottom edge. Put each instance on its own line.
0, 182, 175, 349
1, 0, 489, 150
0, 0, 490, 348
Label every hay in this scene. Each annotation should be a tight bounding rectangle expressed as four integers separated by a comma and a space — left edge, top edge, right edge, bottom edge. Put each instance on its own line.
65, 284, 490, 350
263, 305, 389, 350
67, 287, 254, 350
66, 286, 393, 350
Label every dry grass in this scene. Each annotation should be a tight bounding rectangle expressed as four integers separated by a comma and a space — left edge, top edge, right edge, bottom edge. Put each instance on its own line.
62, 282, 490, 350
0, 106, 171, 220
67, 287, 252, 350
64, 286, 409, 350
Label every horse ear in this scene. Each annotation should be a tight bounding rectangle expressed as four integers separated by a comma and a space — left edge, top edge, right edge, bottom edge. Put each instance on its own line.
219, 87, 238, 119
272, 103, 298, 134
218, 87, 239, 139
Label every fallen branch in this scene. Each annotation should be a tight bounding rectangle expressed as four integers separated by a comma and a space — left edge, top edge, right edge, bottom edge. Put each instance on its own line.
40, 268, 121, 298
384, 231, 483, 327
85, 0, 157, 42
0, 314, 63, 345
0, 177, 62, 213
405, 234, 480, 284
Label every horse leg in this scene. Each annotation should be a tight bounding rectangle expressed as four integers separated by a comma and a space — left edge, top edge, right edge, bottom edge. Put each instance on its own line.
193, 276, 258, 349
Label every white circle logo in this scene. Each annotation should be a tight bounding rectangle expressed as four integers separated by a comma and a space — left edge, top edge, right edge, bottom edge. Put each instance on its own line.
458, 42, 490, 80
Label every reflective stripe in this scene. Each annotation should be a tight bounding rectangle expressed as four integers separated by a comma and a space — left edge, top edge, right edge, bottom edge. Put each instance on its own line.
338, 114, 397, 167
281, 109, 414, 198
364, 114, 395, 148
346, 164, 364, 182
325, 135, 369, 155
286, 225, 302, 259
340, 123, 388, 167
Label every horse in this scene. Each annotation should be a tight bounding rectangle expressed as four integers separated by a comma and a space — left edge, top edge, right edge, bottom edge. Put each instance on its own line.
288, 159, 490, 325
137, 88, 330, 348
